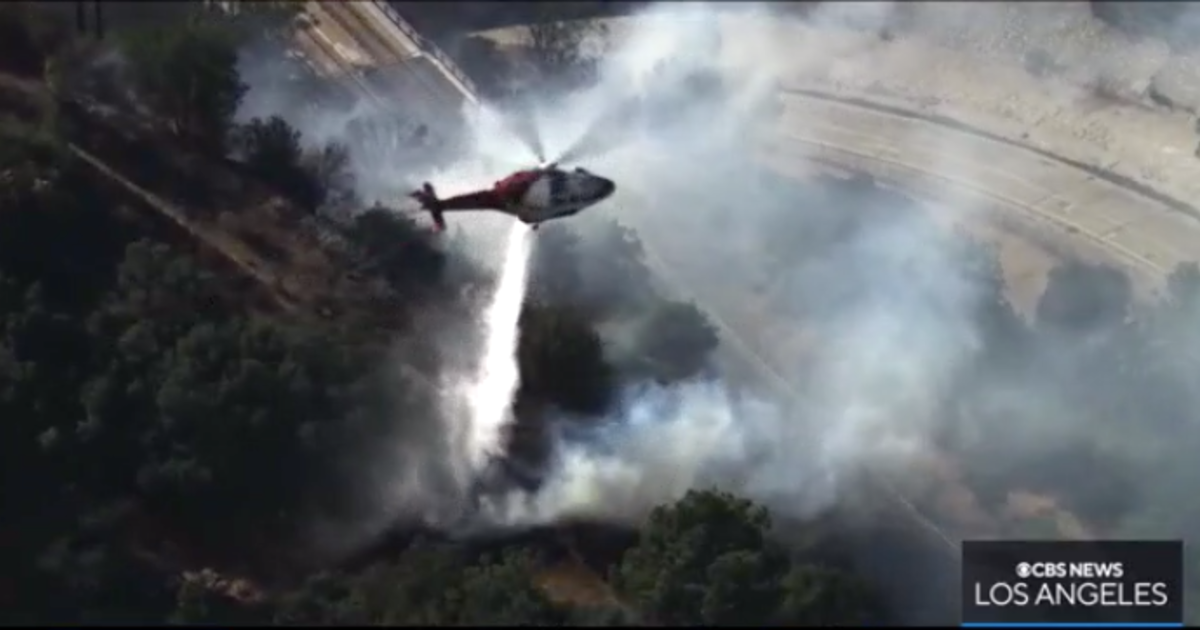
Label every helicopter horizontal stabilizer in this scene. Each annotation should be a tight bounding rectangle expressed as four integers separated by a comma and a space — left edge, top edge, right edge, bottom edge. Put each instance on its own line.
410, 182, 446, 232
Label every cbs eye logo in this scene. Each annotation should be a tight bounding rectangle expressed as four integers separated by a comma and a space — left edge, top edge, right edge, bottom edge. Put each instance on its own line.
1015, 562, 1067, 579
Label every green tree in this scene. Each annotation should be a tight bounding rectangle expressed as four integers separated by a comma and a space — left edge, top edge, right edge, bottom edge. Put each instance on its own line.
274, 545, 563, 626
87, 239, 228, 356
775, 564, 880, 625
237, 115, 302, 176
344, 208, 446, 294
301, 142, 356, 213
272, 570, 369, 625
73, 240, 371, 554
518, 302, 613, 416
120, 20, 247, 151
233, 115, 325, 209
454, 550, 566, 626
356, 544, 471, 626
614, 490, 882, 626
612, 489, 790, 625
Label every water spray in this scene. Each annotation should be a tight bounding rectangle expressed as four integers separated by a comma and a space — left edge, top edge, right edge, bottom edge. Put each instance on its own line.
463, 223, 535, 472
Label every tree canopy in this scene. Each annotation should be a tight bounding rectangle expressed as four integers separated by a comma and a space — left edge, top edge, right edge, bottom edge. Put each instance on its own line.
612, 489, 881, 626
119, 19, 246, 151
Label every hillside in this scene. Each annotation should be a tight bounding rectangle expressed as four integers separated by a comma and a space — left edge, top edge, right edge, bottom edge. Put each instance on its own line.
0, 3, 892, 625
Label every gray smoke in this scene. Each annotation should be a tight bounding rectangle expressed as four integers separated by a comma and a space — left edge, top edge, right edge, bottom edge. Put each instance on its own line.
452, 1, 989, 532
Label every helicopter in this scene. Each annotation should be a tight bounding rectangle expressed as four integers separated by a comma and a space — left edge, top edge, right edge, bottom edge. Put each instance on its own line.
410, 162, 616, 232
408, 88, 641, 234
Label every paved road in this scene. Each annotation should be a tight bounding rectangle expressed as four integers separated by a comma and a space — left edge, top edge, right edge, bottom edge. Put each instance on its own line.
296, 1, 475, 130
762, 90, 1200, 293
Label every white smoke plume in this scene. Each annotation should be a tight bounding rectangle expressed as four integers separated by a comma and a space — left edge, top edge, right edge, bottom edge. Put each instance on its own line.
442, 0, 992, 534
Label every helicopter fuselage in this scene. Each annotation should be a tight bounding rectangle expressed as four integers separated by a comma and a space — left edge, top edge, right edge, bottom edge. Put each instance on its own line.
505, 166, 616, 224
411, 165, 616, 231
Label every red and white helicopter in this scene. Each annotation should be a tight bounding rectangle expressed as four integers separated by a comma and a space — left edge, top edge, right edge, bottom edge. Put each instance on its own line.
408, 96, 638, 233
410, 162, 616, 232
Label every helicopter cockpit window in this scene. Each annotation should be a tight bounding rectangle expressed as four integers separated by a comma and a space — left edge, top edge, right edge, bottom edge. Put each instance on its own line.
548, 169, 568, 201
562, 171, 607, 204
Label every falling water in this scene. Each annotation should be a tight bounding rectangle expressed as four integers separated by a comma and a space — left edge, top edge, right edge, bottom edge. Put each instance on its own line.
463, 222, 535, 471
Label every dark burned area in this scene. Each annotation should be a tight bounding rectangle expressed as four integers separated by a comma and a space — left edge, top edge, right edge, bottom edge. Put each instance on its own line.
2, 1, 1200, 627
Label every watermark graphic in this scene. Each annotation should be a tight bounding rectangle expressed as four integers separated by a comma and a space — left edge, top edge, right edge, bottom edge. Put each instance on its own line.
961, 540, 1184, 628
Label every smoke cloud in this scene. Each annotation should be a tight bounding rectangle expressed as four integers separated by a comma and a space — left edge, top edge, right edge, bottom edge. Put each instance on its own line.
445, 1, 989, 536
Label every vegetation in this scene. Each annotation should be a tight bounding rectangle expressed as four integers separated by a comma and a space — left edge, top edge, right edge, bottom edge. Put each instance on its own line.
612, 490, 880, 626
0, 5, 877, 625
119, 19, 246, 151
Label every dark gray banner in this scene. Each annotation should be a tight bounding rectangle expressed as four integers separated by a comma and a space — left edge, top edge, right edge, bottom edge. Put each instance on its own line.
961, 540, 1183, 626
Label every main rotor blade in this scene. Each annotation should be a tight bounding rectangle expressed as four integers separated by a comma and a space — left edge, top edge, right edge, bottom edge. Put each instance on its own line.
549, 91, 644, 166
500, 100, 546, 165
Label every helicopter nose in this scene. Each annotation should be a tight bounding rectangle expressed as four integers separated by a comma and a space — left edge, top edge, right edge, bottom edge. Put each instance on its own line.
596, 177, 616, 198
